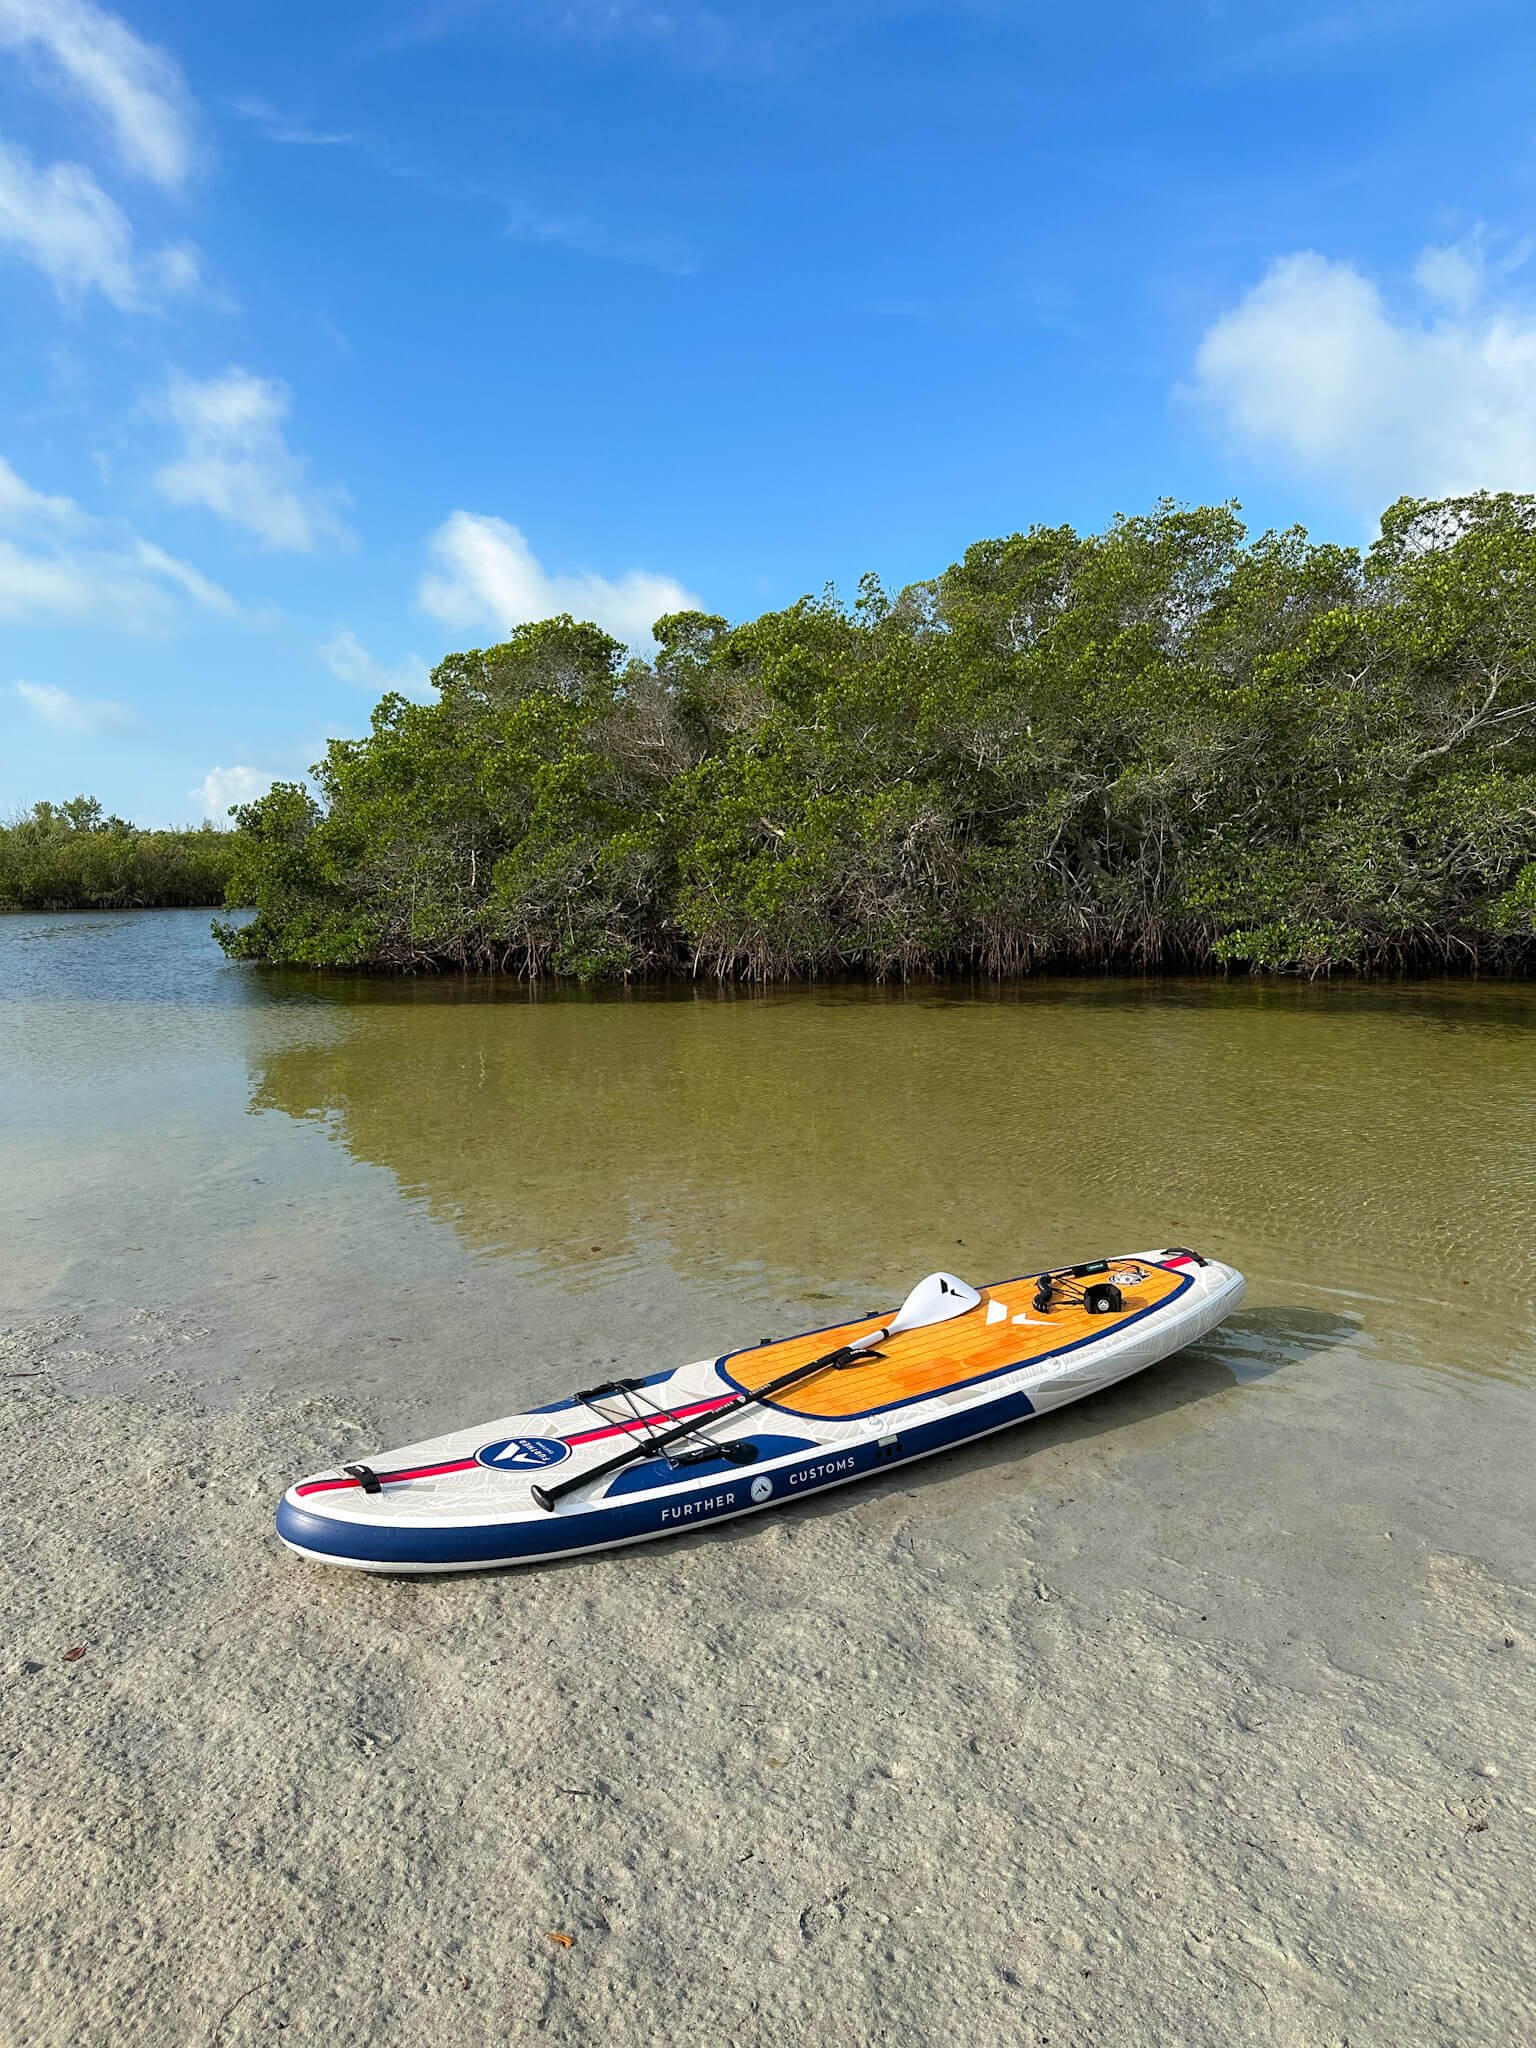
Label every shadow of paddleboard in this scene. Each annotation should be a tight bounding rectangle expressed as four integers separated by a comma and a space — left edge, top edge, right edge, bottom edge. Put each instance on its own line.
524, 1306, 1363, 1574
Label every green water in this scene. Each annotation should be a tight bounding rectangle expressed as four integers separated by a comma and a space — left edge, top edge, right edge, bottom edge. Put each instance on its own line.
2, 909, 1533, 1428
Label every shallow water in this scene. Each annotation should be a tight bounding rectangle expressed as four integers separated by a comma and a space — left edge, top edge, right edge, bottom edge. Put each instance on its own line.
2, 908, 1533, 1432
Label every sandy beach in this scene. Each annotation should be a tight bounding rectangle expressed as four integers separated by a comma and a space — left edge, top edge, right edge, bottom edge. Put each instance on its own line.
4, 1292, 1531, 2048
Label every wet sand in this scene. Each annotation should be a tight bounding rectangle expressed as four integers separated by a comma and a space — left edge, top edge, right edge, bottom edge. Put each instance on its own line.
4, 1298, 1532, 2048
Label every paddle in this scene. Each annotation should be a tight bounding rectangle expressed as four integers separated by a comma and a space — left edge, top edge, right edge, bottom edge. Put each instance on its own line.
529, 1271, 982, 1512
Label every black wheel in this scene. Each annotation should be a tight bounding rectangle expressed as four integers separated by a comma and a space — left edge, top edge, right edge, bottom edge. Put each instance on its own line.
1083, 1282, 1123, 1316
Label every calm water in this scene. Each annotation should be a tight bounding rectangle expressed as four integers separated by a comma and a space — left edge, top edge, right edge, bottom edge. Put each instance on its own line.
3, 909, 1533, 1430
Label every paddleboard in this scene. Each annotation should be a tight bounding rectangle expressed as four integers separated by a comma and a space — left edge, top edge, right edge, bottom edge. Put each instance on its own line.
277, 1247, 1243, 1572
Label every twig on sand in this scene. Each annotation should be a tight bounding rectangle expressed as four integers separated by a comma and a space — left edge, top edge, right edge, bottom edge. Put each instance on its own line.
207, 1977, 263, 2042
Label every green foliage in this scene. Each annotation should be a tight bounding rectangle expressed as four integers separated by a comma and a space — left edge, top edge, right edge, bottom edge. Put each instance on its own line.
0, 798, 241, 911
218, 498, 1536, 980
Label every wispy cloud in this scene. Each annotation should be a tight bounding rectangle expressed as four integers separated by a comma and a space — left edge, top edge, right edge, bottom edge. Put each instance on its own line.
0, 533, 237, 630
15, 678, 133, 733
1185, 232, 1536, 511
371, 1, 503, 56
150, 368, 353, 553
1197, 0, 1473, 79
321, 629, 435, 700
376, 0, 759, 68
0, 138, 201, 310
133, 539, 243, 618
532, 3, 692, 46
0, 452, 78, 526
225, 93, 356, 148
0, 0, 198, 189
379, 143, 695, 273
225, 77, 694, 273
499, 201, 694, 274
418, 510, 698, 646
0, 450, 240, 629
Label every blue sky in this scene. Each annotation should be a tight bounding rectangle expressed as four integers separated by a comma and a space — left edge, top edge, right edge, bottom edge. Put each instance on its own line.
3, 0, 1535, 823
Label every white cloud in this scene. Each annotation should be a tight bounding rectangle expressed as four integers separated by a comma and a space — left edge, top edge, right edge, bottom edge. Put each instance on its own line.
132, 539, 242, 618
15, 678, 132, 732
1412, 242, 1483, 316
0, 139, 200, 310
2, 142, 131, 307
418, 511, 698, 646
321, 629, 434, 700
0, 451, 239, 629
147, 239, 201, 294
0, 452, 77, 526
0, 540, 101, 620
0, 0, 196, 189
151, 368, 353, 552
189, 763, 271, 820
0, 533, 237, 629
1187, 240, 1536, 510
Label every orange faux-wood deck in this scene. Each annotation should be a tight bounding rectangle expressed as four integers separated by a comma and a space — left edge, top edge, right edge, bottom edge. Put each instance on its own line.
723, 1259, 1189, 1418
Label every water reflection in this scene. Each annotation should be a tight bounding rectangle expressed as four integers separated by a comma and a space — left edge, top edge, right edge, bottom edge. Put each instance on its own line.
4, 910, 1533, 1404
244, 977, 1536, 1379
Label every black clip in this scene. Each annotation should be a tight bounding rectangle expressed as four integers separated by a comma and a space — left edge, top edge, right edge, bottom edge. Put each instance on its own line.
575, 1376, 645, 1402
670, 1441, 759, 1470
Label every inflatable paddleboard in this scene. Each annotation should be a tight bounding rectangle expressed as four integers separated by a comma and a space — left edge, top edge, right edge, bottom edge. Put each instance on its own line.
277, 1248, 1243, 1573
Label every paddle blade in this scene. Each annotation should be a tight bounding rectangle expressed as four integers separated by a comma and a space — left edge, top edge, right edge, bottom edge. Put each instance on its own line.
886, 1270, 982, 1338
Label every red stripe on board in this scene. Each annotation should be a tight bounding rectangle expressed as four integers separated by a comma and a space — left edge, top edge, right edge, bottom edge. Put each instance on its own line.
293, 1393, 738, 1497
295, 1457, 477, 1498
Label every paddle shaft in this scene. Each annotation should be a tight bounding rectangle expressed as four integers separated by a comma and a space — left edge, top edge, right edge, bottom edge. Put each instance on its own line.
530, 1331, 888, 1512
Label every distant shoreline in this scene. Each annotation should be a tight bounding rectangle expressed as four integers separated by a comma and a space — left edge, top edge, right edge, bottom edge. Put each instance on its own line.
0, 897, 228, 913
12, 903, 1536, 991
1, 802, 242, 916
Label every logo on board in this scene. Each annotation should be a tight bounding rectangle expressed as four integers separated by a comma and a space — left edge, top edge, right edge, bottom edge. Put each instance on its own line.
475, 1435, 571, 1472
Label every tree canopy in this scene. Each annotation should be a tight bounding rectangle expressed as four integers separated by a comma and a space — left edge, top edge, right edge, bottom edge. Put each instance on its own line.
1, 799, 240, 912
218, 494, 1536, 979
